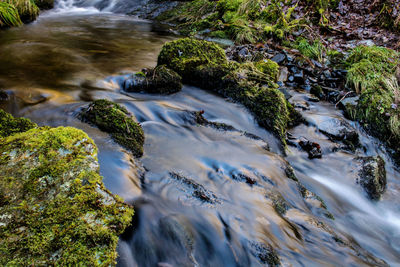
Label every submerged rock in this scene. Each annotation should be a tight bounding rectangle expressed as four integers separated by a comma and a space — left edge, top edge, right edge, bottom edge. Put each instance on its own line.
317, 117, 359, 149
299, 137, 322, 159
124, 65, 182, 94
79, 99, 144, 157
356, 156, 387, 200
0, 114, 133, 265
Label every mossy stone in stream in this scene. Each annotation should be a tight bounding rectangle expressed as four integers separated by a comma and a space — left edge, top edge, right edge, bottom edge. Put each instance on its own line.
357, 156, 387, 200
157, 38, 228, 78
156, 38, 297, 145
124, 65, 182, 94
0, 125, 134, 266
0, 109, 37, 138
80, 99, 144, 157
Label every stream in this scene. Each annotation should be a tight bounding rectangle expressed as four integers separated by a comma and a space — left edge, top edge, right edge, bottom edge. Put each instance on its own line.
1, 1, 400, 266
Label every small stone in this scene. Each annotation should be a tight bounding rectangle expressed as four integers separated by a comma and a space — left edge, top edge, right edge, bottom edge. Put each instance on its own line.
271, 53, 286, 64
356, 156, 386, 200
278, 67, 288, 82
299, 137, 322, 159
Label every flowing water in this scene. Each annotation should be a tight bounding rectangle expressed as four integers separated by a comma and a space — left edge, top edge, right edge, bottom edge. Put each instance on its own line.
1, 1, 400, 266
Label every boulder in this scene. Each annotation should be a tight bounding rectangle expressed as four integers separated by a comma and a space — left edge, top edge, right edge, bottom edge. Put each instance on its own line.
356, 156, 387, 200
79, 99, 144, 157
317, 117, 359, 149
0, 112, 133, 265
124, 65, 182, 94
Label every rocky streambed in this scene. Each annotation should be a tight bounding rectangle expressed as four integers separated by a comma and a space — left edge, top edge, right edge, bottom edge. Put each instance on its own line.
0, 4, 400, 267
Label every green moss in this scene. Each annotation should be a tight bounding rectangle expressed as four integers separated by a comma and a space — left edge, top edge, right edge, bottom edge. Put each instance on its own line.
4, 0, 39, 23
0, 126, 133, 265
157, 38, 296, 144
126, 65, 182, 95
294, 38, 326, 62
253, 59, 279, 80
345, 46, 400, 163
0, 2, 22, 27
0, 109, 37, 138
157, 38, 228, 78
79, 99, 144, 157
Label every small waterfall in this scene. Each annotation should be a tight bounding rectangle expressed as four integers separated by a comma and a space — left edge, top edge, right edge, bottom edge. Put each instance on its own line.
52, 0, 149, 14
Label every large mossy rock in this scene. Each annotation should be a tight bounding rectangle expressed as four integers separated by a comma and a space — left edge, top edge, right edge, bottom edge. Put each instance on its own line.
157, 38, 228, 78
157, 38, 297, 144
124, 65, 183, 94
79, 99, 145, 157
0, 113, 134, 265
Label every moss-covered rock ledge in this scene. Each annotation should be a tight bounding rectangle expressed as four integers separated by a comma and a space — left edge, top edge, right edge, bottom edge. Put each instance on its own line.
155, 38, 300, 145
0, 110, 133, 265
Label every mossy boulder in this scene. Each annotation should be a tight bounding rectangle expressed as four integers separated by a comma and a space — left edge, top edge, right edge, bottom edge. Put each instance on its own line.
0, 124, 134, 265
34, 0, 53, 9
124, 65, 182, 94
0, 109, 37, 138
156, 38, 297, 145
157, 38, 228, 78
79, 99, 145, 157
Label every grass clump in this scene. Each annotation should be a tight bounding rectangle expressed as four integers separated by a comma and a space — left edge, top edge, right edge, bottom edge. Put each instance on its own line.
0, 1, 22, 27
294, 38, 326, 62
3, 0, 39, 23
345, 45, 400, 163
79, 99, 145, 157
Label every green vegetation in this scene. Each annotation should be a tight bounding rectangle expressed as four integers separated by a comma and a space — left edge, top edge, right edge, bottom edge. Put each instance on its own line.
294, 38, 326, 62
126, 65, 183, 94
345, 45, 400, 162
0, 111, 133, 265
79, 99, 145, 157
158, 38, 228, 77
4, 0, 39, 23
157, 0, 337, 43
0, 109, 36, 137
0, 2, 22, 27
158, 38, 299, 144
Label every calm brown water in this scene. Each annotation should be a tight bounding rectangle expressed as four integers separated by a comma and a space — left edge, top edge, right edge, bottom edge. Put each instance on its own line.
1, 9, 400, 267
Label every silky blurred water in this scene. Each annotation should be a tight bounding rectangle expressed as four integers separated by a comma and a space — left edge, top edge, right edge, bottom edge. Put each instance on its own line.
0, 8, 399, 267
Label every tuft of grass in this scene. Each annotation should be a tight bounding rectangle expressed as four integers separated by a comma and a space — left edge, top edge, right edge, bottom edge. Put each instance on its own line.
4, 0, 39, 23
295, 38, 326, 62
346, 45, 399, 93
0, 1, 22, 27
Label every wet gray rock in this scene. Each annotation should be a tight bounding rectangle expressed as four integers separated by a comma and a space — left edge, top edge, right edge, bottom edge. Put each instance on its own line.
339, 96, 359, 120
278, 67, 288, 82
169, 172, 219, 204
271, 53, 286, 64
299, 137, 322, 159
248, 241, 280, 266
317, 117, 359, 149
356, 156, 387, 200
